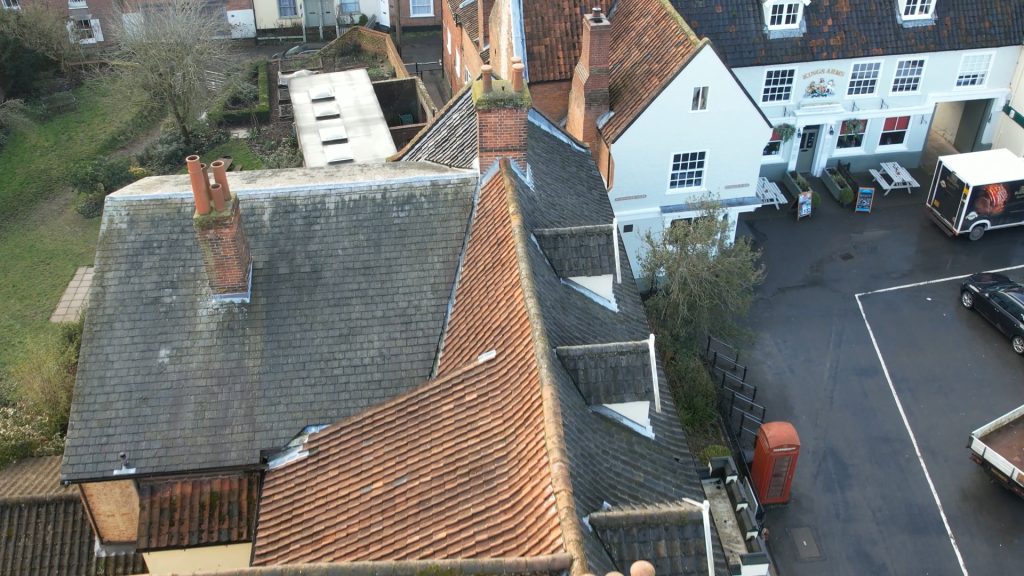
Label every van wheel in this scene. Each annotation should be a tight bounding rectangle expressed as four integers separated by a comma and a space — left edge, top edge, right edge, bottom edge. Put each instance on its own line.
1013, 336, 1024, 355
969, 225, 986, 241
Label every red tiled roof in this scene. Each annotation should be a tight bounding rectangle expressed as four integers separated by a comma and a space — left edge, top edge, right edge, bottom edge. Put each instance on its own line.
523, 0, 600, 83
602, 0, 705, 142
253, 168, 568, 566
136, 473, 259, 551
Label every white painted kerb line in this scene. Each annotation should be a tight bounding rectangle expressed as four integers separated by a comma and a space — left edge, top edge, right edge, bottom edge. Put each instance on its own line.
857, 263, 1024, 297
855, 293, 969, 576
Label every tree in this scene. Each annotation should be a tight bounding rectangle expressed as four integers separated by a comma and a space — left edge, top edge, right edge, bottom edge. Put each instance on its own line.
640, 199, 765, 353
112, 0, 229, 146
0, 6, 77, 99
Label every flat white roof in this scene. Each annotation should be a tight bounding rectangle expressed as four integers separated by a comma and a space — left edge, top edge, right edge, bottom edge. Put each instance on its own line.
939, 148, 1024, 186
290, 69, 397, 167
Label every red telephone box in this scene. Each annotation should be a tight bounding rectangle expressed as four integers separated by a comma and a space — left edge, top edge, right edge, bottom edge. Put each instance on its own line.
751, 421, 800, 505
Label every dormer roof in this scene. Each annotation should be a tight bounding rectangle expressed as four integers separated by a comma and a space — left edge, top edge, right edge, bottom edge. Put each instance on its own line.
675, 0, 1024, 69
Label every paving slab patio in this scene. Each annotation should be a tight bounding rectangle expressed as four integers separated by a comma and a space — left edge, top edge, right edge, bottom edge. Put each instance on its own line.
50, 266, 93, 323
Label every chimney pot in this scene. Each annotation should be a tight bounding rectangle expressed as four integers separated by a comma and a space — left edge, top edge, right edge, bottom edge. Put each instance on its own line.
481, 65, 493, 93
512, 63, 525, 93
591, 6, 603, 22
210, 183, 227, 211
630, 562, 655, 576
186, 155, 212, 215
211, 159, 232, 204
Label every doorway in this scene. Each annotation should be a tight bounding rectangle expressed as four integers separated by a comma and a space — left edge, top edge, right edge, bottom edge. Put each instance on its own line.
953, 99, 993, 153
796, 125, 820, 173
379, 0, 391, 27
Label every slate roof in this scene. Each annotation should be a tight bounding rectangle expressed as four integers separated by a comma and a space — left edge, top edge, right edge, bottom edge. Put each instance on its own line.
62, 163, 477, 482
136, 473, 259, 551
589, 503, 711, 576
395, 86, 477, 169
673, 0, 1024, 69
257, 88, 724, 573
0, 457, 146, 576
556, 341, 652, 405
603, 0, 704, 143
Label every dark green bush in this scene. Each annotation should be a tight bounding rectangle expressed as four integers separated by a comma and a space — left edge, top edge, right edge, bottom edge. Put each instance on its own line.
70, 156, 145, 217
136, 121, 227, 175
208, 61, 270, 125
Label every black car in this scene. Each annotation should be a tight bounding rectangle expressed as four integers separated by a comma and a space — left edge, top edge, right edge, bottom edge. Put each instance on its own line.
960, 272, 1024, 355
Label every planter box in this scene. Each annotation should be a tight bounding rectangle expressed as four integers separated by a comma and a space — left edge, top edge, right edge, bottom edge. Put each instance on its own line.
823, 168, 855, 207
781, 171, 807, 197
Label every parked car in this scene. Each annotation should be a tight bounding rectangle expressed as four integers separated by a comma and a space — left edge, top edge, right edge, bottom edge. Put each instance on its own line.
960, 272, 1024, 354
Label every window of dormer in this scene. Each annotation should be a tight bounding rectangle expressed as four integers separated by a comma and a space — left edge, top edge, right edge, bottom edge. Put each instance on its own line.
901, 0, 933, 19
768, 2, 801, 28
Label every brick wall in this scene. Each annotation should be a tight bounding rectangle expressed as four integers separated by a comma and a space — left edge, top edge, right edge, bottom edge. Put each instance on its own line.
528, 81, 571, 122
335, 27, 410, 79
477, 105, 528, 172
566, 12, 610, 147
194, 197, 252, 296
391, 0, 443, 28
80, 481, 140, 544
25, 0, 117, 47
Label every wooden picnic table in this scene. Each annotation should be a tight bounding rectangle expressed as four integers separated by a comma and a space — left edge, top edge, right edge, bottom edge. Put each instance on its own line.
878, 161, 920, 196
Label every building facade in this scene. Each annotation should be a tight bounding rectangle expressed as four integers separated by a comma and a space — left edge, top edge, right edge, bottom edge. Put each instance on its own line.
674, 0, 1024, 177
993, 52, 1024, 156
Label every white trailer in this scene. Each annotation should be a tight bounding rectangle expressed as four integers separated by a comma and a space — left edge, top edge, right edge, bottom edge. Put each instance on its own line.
969, 404, 1024, 499
925, 148, 1024, 241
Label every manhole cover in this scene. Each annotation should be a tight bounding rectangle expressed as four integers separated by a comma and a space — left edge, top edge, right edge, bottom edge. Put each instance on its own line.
839, 252, 854, 261
790, 526, 824, 561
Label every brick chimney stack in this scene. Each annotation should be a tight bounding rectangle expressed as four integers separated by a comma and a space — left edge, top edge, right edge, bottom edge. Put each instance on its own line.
186, 155, 252, 299
566, 7, 611, 148
474, 63, 530, 173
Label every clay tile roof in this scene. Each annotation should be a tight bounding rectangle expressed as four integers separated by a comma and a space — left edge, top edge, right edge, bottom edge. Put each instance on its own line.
603, 0, 705, 142
0, 458, 147, 576
674, 0, 1024, 69
136, 473, 259, 551
253, 168, 568, 567
458, 0, 480, 43
522, 0, 598, 83
0, 457, 70, 499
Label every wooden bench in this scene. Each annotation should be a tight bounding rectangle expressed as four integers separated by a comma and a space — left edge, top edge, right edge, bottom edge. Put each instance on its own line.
868, 168, 894, 193
756, 177, 787, 210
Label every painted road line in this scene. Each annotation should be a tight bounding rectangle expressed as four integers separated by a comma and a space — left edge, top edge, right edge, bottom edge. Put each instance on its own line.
857, 263, 1024, 297
855, 293, 970, 576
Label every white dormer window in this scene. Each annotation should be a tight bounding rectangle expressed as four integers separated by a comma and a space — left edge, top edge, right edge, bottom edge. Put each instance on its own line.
900, 0, 933, 19
763, 0, 809, 31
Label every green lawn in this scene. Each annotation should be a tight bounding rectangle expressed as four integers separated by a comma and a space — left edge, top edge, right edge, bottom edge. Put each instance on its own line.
0, 77, 152, 373
205, 139, 265, 171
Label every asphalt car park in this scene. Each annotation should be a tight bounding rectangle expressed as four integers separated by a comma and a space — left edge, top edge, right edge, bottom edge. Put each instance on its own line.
736, 195, 1024, 576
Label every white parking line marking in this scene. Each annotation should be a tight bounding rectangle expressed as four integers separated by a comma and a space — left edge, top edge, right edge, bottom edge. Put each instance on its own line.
856, 293, 970, 576
852, 263, 1024, 576
857, 263, 1024, 297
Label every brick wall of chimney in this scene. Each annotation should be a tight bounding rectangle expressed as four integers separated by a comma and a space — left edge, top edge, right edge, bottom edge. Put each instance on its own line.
474, 64, 530, 173
566, 9, 611, 149
194, 196, 252, 296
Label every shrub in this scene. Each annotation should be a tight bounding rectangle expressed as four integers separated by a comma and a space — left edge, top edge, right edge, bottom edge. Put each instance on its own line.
699, 444, 732, 466
70, 156, 144, 217
207, 61, 270, 125
357, 13, 368, 25
137, 121, 227, 174
667, 352, 719, 436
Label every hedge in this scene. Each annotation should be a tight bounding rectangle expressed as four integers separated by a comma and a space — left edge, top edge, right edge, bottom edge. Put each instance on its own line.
209, 61, 271, 125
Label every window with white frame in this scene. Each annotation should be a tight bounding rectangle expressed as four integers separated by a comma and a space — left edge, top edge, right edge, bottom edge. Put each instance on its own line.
762, 68, 796, 102
763, 129, 782, 156
464, 67, 471, 84
768, 2, 801, 28
879, 116, 910, 146
837, 119, 867, 148
455, 49, 460, 79
669, 151, 706, 190
446, 27, 451, 54
75, 18, 94, 40
1, 0, 20, 9
340, 0, 359, 12
278, 0, 297, 17
956, 53, 992, 87
847, 62, 881, 96
901, 0, 933, 19
891, 59, 924, 92
691, 86, 708, 111
410, 0, 432, 17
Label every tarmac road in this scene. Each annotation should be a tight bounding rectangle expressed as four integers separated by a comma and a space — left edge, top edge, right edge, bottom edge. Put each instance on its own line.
737, 190, 1024, 575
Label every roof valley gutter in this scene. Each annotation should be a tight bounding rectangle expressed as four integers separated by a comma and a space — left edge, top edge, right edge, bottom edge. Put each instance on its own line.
502, 165, 588, 575
430, 171, 484, 378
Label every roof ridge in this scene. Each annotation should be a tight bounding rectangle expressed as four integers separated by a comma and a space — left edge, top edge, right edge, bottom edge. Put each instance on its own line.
500, 160, 589, 576
189, 554, 574, 576
533, 223, 613, 235
659, 0, 701, 45
390, 84, 474, 162
588, 500, 704, 527
0, 492, 81, 506
555, 340, 648, 353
